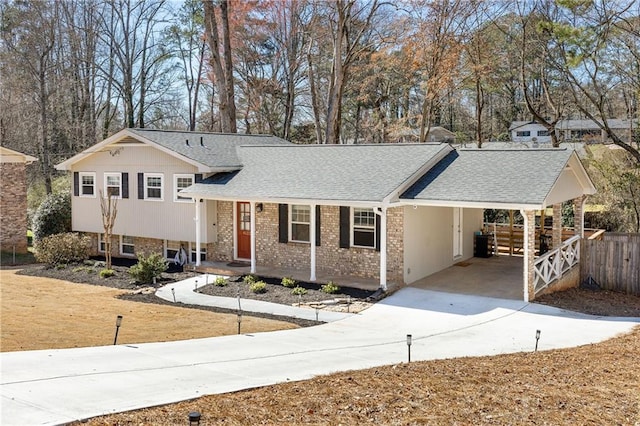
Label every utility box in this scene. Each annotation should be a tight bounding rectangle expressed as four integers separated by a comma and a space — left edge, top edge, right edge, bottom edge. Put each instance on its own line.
474, 234, 491, 258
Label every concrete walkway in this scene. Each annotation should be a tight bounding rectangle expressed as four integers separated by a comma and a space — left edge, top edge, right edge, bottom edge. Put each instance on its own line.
155, 274, 353, 322
1, 282, 638, 426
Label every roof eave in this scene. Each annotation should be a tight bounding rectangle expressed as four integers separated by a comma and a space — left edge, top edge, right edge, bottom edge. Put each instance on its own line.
181, 192, 384, 208
399, 199, 543, 210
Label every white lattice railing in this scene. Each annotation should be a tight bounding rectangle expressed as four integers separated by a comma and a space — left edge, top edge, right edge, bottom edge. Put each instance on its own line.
533, 235, 581, 295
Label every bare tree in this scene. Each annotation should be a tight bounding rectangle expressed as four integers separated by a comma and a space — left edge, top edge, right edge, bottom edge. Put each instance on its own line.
99, 189, 118, 270
203, 0, 237, 133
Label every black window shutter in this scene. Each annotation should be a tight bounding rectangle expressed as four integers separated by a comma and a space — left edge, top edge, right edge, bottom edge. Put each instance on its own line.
278, 204, 288, 243
315, 205, 321, 247
339, 206, 350, 248
195, 173, 203, 183
73, 172, 79, 196
375, 211, 381, 252
137, 173, 144, 199
122, 173, 129, 199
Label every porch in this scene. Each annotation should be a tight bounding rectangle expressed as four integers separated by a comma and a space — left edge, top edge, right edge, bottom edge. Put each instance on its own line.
194, 261, 381, 291
409, 255, 524, 300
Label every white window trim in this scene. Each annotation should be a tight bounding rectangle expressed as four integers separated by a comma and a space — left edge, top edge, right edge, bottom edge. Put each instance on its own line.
104, 172, 122, 199
120, 235, 135, 256
289, 204, 311, 243
144, 173, 164, 201
351, 207, 376, 249
98, 233, 106, 253
79, 172, 96, 198
173, 174, 194, 202
190, 242, 207, 263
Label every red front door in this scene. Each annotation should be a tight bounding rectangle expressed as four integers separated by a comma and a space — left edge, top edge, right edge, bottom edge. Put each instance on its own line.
237, 202, 251, 259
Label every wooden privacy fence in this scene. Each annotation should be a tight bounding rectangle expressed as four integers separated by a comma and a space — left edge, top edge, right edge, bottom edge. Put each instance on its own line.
581, 233, 640, 295
484, 223, 599, 255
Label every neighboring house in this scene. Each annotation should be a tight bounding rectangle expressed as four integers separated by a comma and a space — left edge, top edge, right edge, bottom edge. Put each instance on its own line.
510, 119, 639, 145
0, 147, 37, 253
388, 126, 455, 143
56, 128, 596, 301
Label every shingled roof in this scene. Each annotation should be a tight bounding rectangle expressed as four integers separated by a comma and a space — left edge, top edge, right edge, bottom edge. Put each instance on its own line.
56, 128, 289, 171
401, 148, 579, 208
181, 143, 453, 204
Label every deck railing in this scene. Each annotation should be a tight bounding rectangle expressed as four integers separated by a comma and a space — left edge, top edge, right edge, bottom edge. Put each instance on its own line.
533, 235, 581, 295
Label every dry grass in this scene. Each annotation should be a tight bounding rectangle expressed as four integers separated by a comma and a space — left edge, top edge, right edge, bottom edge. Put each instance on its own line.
78, 327, 640, 425
0, 269, 297, 352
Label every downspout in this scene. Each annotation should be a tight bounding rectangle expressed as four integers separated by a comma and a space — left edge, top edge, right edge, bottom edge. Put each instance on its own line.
250, 201, 256, 274
195, 198, 202, 267
310, 203, 317, 281
375, 206, 388, 291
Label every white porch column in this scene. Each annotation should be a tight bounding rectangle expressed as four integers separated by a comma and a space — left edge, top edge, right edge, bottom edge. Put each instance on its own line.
552, 203, 562, 249
195, 198, 202, 267
521, 209, 535, 302
573, 195, 587, 238
378, 207, 388, 291
310, 203, 317, 281
250, 201, 256, 274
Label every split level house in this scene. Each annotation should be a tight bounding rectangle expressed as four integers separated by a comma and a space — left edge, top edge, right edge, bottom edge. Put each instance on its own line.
56, 128, 596, 301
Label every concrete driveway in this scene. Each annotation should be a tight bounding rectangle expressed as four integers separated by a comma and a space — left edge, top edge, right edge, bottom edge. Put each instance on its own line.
1, 285, 638, 426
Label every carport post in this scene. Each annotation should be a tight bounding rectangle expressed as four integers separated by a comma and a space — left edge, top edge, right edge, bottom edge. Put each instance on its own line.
377, 206, 388, 291
521, 209, 536, 302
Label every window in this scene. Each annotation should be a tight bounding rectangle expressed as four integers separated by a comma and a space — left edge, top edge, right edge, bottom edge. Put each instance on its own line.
190, 243, 206, 263
352, 208, 376, 248
145, 173, 163, 200
537, 130, 550, 137
174, 174, 194, 202
98, 233, 106, 253
120, 235, 135, 256
79, 172, 95, 197
166, 240, 181, 260
104, 173, 122, 198
290, 204, 310, 242
516, 131, 531, 137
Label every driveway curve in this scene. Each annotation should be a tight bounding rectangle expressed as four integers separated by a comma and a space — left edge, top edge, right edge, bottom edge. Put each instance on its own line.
1, 281, 638, 426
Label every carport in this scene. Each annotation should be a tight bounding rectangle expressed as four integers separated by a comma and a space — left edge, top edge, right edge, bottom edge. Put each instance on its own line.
400, 148, 596, 301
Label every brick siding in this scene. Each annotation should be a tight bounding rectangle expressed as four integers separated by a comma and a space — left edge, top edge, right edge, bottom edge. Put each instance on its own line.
0, 162, 28, 253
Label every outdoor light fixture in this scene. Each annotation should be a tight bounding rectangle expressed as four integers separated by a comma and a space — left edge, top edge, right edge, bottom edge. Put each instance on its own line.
237, 310, 242, 335
256, 203, 264, 213
406, 334, 412, 363
171, 288, 176, 303
113, 315, 123, 345
188, 411, 201, 425
194, 279, 198, 291
535, 329, 541, 352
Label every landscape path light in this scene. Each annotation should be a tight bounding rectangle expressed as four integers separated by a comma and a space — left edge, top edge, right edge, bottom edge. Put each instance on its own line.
188, 411, 201, 425
535, 329, 541, 352
237, 310, 242, 335
113, 315, 123, 345
171, 288, 176, 302
406, 334, 412, 363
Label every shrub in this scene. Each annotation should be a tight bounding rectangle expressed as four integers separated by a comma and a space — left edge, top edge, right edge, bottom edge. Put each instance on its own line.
214, 276, 228, 286
321, 281, 340, 294
291, 286, 307, 296
72, 266, 89, 273
128, 252, 168, 284
99, 269, 115, 278
34, 232, 91, 266
243, 274, 257, 284
281, 277, 296, 288
32, 191, 71, 242
249, 280, 267, 293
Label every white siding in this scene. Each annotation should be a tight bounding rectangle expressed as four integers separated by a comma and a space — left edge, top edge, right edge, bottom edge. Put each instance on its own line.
70, 145, 217, 243
403, 206, 483, 284
511, 123, 552, 144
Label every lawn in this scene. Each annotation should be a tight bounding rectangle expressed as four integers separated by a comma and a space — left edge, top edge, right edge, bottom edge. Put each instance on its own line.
0, 269, 297, 352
